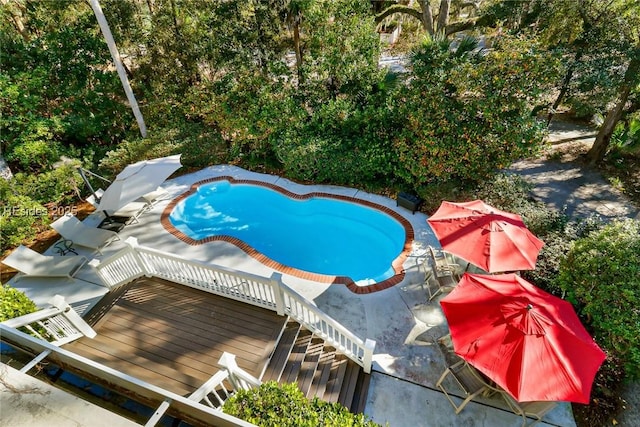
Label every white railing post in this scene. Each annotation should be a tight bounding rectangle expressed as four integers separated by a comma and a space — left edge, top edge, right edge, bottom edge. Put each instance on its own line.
271, 273, 286, 316
219, 352, 261, 391
125, 236, 152, 277
362, 339, 376, 374
49, 295, 97, 339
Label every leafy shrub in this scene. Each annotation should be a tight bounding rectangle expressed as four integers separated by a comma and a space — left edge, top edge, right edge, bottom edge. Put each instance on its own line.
99, 123, 226, 175
274, 93, 399, 186
6, 128, 64, 171
223, 381, 381, 427
475, 173, 568, 237
555, 219, 640, 379
0, 179, 49, 252
393, 35, 557, 188
0, 284, 38, 322
11, 163, 83, 205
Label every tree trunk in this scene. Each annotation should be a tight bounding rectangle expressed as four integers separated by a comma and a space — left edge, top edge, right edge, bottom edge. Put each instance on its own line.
435, 0, 451, 35
375, 4, 425, 29
293, 21, 303, 84
547, 50, 583, 125
585, 54, 639, 165
585, 84, 632, 165
1, 0, 29, 41
89, 0, 147, 138
418, 0, 435, 35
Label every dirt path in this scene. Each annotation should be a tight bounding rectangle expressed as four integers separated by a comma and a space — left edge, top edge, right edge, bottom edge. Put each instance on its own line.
508, 120, 639, 221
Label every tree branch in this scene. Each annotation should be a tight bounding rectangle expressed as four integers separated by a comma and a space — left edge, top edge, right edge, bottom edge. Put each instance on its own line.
375, 5, 423, 25
444, 15, 488, 36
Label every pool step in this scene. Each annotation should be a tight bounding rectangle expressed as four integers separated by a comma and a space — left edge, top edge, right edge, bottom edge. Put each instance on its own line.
262, 320, 370, 414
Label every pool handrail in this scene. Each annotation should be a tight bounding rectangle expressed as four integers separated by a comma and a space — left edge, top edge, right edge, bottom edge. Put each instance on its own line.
89, 237, 376, 373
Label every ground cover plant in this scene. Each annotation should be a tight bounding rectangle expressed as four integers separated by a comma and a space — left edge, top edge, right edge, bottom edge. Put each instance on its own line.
223, 381, 382, 427
0, 284, 38, 322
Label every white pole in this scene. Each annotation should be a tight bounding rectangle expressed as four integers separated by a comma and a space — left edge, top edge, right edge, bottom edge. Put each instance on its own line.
89, 0, 147, 137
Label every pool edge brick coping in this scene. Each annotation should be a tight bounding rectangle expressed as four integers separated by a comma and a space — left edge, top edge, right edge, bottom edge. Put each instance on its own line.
160, 176, 415, 294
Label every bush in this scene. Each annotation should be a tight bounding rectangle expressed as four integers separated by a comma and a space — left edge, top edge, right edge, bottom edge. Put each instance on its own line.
223, 381, 382, 427
0, 284, 38, 322
0, 178, 49, 253
99, 123, 226, 175
475, 173, 568, 237
11, 163, 83, 205
392, 35, 556, 188
275, 104, 398, 186
555, 219, 640, 379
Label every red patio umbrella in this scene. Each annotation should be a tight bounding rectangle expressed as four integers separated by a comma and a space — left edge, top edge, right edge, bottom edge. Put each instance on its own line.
440, 273, 606, 403
427, 200, 544, 273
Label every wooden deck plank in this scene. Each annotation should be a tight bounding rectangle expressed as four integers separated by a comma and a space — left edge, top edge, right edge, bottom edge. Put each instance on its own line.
101, 312, 268, 365
123, 281, 282, 327
297, 338, 324, 397
261, 322, 300, 382
351, 372, 371, 414
323, 355, 348, 403
65, 277, 286, 396
104, 305, 276, 360
117, 288, 282, 338
306, 348, 335, 399
338, 361, 361, 410
281, 329, 312, 384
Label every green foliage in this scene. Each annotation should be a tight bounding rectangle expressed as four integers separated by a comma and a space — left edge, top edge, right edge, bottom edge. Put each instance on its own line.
0, 179, 49, 252
0, 0, 129, 177
611, 117, 640, 150
99, 122, 226, 175
0, 285, 39, 322
556, 219, 640, 379
11, 163, 83, 205
223, 381, 381, 427
393, 35, 558, 188
275, 96, 398, 185
474, 174, 568, 237
299, 0, 382, 104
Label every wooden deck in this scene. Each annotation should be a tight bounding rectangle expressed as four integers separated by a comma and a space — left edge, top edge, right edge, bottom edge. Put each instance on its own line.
65, 277, 287, 397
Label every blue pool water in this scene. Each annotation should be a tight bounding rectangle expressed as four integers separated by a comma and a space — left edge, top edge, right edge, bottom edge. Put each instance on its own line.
169, 181, 406, 283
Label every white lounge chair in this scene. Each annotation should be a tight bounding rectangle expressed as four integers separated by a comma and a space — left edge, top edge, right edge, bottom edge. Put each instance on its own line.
50, 213, 120, 254
140, 187, 169, 207
86, 189, 149, 224
1, 246, 87, 282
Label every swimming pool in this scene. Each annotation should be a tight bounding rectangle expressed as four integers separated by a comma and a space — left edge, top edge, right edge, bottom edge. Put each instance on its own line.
162, 177, 412, 287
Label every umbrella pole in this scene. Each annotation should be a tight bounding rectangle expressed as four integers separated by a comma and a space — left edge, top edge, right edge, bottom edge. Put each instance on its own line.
77, 167, 99, 202
77, 167, 116, 222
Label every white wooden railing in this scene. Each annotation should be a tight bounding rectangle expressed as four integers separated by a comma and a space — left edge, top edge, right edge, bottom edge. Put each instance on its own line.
0, 324, 255, 427
90, 237, 375, 373
147, 352, 261, 425
1, 295, 97, 374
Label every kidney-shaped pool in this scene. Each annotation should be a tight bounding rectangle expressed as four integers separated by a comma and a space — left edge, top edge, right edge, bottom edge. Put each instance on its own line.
162, 177, 412, 287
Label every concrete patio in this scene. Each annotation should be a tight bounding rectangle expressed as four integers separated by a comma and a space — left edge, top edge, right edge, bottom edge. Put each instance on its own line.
2, 164, 577, 427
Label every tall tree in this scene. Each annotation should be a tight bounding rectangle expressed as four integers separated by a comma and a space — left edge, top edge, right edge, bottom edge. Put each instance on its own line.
586, 49, 640, 164
492, 0, 640, 163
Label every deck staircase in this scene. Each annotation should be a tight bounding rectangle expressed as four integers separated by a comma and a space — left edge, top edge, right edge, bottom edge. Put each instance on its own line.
261, 320, 371, 414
